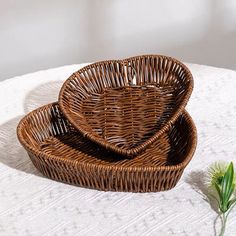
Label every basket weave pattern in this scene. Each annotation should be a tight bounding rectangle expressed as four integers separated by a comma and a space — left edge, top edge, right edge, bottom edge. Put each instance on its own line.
17, 103, 197, 192
82, 86, 166, 148
59, 55, 193, 157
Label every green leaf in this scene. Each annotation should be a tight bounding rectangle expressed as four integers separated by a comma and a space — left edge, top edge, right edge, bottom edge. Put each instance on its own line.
226, 183, 235, 203
222, 163, 233, 195
214, 183, 223, 202
220, 162, 235, 212
227, 162, 234, 185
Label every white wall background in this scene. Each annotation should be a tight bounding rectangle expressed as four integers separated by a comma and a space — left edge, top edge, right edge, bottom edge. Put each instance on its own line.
1, 0, 236, 81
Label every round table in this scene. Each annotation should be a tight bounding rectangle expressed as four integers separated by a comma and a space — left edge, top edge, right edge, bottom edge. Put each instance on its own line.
0, 63, 236, 236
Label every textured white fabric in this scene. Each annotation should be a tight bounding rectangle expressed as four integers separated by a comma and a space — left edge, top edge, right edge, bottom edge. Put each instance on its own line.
0, 63, 236, 236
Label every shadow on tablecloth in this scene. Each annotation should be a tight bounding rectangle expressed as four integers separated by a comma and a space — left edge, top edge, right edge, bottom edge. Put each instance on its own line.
23, 81, 64, 113
0, 116, 42, 176
0, 81, 63, 176
185, 171, 221, 236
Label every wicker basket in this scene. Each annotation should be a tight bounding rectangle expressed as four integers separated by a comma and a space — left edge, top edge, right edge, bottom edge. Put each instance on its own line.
59, 55, 193, 157
17, 102, 197, 192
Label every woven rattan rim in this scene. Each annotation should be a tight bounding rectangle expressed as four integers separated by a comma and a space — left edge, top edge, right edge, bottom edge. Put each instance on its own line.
58, 54, 194, 157
17, 102, 197, 172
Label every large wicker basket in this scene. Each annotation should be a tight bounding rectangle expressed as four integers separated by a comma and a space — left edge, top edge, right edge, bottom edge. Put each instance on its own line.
59, 55, 193, 157
17, 102, 197, 192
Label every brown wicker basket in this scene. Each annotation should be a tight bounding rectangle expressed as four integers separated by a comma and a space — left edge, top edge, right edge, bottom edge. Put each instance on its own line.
59, 55, 193, 157
17, 102, 197, 192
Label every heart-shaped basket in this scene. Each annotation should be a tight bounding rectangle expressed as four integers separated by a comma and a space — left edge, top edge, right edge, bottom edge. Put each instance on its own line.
59, 55, 193, 157
17, 102, 197, 192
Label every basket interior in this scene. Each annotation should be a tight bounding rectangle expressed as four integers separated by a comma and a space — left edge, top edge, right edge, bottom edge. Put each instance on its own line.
81, 85, 166, 148
59, 55, 193, 155
18, 103, 195, 168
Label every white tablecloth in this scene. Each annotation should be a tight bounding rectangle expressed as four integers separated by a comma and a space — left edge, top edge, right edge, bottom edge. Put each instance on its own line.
0, 63, 236, 236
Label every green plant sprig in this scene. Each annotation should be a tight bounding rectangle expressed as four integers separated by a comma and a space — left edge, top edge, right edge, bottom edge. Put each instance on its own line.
207, 161, 236, 236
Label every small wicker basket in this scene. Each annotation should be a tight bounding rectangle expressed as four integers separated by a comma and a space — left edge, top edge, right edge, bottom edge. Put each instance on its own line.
59, 55, 193, 157
17, 102, 197, 192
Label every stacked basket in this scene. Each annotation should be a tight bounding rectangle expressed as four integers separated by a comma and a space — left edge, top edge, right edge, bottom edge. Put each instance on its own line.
17, 55, 197, 192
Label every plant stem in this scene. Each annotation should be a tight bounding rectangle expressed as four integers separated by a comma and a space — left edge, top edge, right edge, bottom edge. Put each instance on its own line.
219, 213, 226, 236
218, 202, 236, 236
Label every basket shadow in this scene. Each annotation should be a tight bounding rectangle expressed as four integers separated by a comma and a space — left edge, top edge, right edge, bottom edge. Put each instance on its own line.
56, 133, 126, 163
0, 116, 43, 177
0, 81, 64, 176
23, 81, 64, 113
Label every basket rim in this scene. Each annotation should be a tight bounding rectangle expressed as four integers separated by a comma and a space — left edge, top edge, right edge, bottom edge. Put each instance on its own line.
58, 54, 194, 157
17, 102, 197, 172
